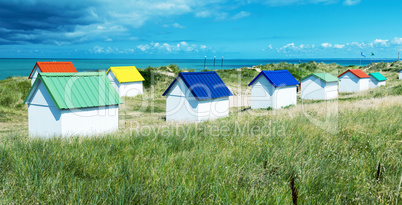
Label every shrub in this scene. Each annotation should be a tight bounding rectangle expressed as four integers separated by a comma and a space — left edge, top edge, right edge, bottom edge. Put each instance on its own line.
0, 78, 30, 108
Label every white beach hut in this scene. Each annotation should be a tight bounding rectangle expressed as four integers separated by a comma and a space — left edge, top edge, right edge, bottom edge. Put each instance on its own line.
107, 66, 145, 97
162, 71, 233, 122
300, 73, 338, 100
368, 72, 387, 88
28, 62, 77, 85
24, 72, 123, 137
249, 70, 299, 109
399, 70, 402, 80
338, 69, 370, 92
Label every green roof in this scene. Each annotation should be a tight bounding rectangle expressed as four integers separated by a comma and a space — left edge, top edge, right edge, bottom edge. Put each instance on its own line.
300, 73, 338, 83
369, 72, 387, 81
24, 72, 123, 109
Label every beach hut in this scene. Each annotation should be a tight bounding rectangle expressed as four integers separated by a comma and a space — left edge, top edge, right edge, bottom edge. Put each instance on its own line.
368, 72, 387, 88
338, 69, 370, 92
24, 72, 123, 137
399, 70, 402, 80
249, 70, 299, 109
300, 73, 338, 100
162, 71, 232, 122
106, 66, 145, 97
28, 62, 77, 85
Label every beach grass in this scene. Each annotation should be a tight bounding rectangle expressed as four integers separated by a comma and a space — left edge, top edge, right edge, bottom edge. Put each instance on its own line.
0, 99, 401, 203
0, 62, 401, 203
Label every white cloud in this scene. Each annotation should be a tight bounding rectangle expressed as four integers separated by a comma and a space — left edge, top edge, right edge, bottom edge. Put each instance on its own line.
135, 41, 211, 53
282, 43, 296, 49
259, 0, 338, 6
172, 23, 185, 28
277, 43, 319, 53
277, 43, 297, 53
343, 0, 361, 6
163, 23, 186, 28
267, 44, 273, 49
90, 46, 136, 54
137, 44, 150, 52
373, 39, 389, 46
333, 44, 345, 49
321, 42, 332, 48
263, 44, 274, 51
275, 37, 402, 55
391, 37, 402, 45
195, 10, 211, 18
232, 11, 250, 20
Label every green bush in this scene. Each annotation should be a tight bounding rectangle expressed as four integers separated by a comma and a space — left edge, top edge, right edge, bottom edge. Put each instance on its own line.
139, 67, 172, 89
390, 84, 402, 96
167, 64, 180, 74
0, 78, 30, 108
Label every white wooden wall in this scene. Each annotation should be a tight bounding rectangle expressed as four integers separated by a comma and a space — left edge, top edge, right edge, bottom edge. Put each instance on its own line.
301, 76, 325, 100
27, 81, 63, 137
107, 72, 143, 97
325, 82, 338, 99
250, 76, 274, 109
274, 86, 297, 109
165, 78, 230, 122
198, 97, 229, 121
30, 67, 39, 86
339, 72, 360, 92
61, 106, 119, 136
250, 76, 296, 109
358, 78, 369, 91
301, 76, 338, 100
166, 78, 199, 122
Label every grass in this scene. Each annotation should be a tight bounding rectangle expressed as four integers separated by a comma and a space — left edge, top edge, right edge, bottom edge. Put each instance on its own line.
0, 62, 401, 203
0, 101, 401, 203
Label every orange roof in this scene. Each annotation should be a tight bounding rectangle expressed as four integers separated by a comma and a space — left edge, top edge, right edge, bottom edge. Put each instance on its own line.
28, 62, 77, 79
338, 69, 369, 79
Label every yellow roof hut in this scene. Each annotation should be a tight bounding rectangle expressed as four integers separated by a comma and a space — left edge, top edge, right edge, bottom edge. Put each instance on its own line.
106, 66, 145, 97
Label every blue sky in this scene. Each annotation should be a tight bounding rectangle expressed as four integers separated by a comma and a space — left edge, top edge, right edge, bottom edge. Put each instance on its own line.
0, 0, 401, 59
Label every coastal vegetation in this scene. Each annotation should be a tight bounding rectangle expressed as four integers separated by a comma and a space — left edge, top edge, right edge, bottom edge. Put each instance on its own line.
0, 61, 401, 203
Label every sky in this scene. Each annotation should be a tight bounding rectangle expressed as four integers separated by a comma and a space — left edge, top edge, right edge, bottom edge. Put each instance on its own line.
0, 0, 401, 59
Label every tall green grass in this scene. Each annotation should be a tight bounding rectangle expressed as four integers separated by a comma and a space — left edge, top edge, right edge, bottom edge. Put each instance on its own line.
0, 77, 30, 108
0, 77, 30, 123
0, 105, 401, 203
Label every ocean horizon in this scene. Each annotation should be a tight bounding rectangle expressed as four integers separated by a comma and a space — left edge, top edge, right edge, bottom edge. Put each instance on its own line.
0, 58, 399, 80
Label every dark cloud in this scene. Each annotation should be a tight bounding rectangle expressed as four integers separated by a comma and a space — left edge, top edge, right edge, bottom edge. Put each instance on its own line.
0, 0, 101, 44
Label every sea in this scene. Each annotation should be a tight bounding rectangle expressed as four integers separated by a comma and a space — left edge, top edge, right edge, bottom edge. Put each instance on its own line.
0, 58, 398, 80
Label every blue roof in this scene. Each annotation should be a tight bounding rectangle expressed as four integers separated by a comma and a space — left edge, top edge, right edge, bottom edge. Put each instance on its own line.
248, 70, 299, 87
162, 71, 233, 100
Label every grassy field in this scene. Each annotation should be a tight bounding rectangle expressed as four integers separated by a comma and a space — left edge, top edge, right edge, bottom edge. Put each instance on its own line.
0, 62, 401, 203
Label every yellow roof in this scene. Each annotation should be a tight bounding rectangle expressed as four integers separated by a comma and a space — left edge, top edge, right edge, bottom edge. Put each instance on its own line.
106, 66, 145, 83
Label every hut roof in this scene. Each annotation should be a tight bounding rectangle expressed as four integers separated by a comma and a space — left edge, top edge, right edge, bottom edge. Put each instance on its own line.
162, 71, 232, 100
300, 73, 338, 83
338, 69, 369, 78
28, 62, 77, 79
369, 72, 387, 81
106, 66, 145, 83
248, 70, 299, 87
24, 72, 123, 109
